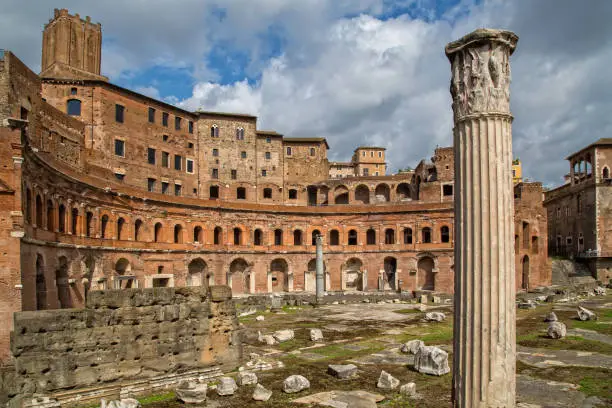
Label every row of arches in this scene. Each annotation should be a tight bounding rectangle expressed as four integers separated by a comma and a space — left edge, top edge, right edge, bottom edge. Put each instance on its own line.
307, 182, 414, 206
24, 190, 452, 246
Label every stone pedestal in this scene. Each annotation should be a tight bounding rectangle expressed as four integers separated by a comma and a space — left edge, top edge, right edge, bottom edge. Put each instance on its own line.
446, 29, 519, 408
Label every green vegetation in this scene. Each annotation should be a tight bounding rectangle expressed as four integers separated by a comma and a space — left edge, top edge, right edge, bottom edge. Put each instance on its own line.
571, 309, 612, 336
139, 391, 175, 405
579, 375, 612, 399
517, 333, 612, 354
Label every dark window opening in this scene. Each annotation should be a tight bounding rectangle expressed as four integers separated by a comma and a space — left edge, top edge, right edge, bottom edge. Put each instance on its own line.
310, 147, 315, 156
162, 112, 169, 127
241, 151, 247, 159
174, 224, 183, 243
294, 230, 303, 245
161, 182, 169, 194
311, 229, 321, 245
162, 151, 169, 167
114, 139, 125, 157
174, 155, 182, 171
212, 168, 219, 179
147, 148, 156, 164
404, 228, 413, 244
175, 117, 181, 130
231, 169, 237, 180
115, 173, 125, 182
115, 104, 125, 123
443, 184, 453, 196
148, 107, 155, 123
237, 187, 246, 199
67, 99, 81, 116
233, 228, 242, 245
422, 227, 432, 243
348, 229, 358, 246
288, 189, 297, 199
367, 229, 376, 245
441, 226, 450, 243
188, 121, 193, 134
330, 230, 339, 246
210, 185, 219, 199
174, 184, 181, 196
274, 229, 283, 245
263, 188, 272, 199
254, 229, 263, 246
70, 87, 77, 95
214, 227, 222, 245
385, 228, 395, 245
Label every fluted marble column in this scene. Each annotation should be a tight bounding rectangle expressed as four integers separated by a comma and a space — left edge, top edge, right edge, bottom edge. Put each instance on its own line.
446, 29, 519, 408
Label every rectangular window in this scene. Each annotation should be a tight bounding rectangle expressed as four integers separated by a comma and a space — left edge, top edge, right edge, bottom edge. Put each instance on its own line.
174, 155, 182, 171
231, 169, 237, 180
212, 168, 219, 179
186, 159, 194, 174
362, 151, 365, 157
161, 182, 169, 194
265, 151, 271, 160
174, 184, 182, 196
266, 137, 271, 143
147, 178, 156, 192
363, 168, 369, 176
162, 151, 169, 168
212, 148, 219, 157
241, 151, 247, 159
148, 107, 155, 123
261, 169, 267, 177
188, 121, 193, 134
114, 139, 125, 157
162, 112, 169, 127
378, 151, 382, 158
188, 142, 194, 149
310, 148, 315, 156
163, 134, 169, 142
115, 104, 125, 123
175, 117, 181, 130
147, 148, 156, 164
286, 147, 292, 156
443, 184, 453, 196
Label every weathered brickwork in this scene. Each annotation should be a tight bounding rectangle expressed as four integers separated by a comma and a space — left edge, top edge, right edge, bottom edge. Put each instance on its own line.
7, 286, 238, 404
0, 10, 553, 366
544, 139, 612, 281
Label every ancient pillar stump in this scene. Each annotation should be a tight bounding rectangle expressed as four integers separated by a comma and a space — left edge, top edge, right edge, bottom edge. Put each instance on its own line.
446, 29, 519, 408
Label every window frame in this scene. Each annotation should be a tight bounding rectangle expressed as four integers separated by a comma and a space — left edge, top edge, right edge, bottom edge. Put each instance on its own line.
115, 104, 125, 123
66, 99, 82, 116
148, 107, 155, 123
186, 158, 194, 174
114, 139, 125, 157
147, 147, 156, 165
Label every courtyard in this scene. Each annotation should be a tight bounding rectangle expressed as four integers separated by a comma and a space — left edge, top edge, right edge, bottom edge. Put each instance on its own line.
137, 293, 612, 407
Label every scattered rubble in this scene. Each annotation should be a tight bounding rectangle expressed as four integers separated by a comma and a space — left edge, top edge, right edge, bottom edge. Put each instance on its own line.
252, 384, 273, 401
577, 306, 597, 321
547, 321, 567, 339
414, 346, 450, 376
273, 329, 295, 342
424, 311, 446, 322
400, 339, 424, 354
544, 312, 558, 322
237, 371, 258, 386
283, 375, 311, 393
376, 370, 400, 390
310, 328, 324, 342
100, 399, 141, 408
175, 381, 207, 404
400, 382, 417, 397
327, 364, 358, 379
216, 377, 238, 396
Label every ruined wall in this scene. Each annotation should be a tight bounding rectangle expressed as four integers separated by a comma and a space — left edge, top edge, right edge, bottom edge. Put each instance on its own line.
9, 286, 239, 398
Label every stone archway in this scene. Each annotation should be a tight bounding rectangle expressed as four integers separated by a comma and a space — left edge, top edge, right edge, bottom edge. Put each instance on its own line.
383, 257, 397, 291
229, 258, 249, 295
305, 258, 326, 292
187, 258, 209, 288
270, 258, 289, 293
56, 256, 72, 308
343, 258, 364, 291
418, 256, 435, 291
522, 255, 530, 290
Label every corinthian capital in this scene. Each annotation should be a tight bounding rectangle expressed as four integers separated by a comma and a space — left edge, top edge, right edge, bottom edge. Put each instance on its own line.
445, 29, 518, 121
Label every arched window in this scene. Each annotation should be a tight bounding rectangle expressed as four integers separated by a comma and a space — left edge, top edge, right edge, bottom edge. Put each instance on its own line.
274, 229, 283, 246
403, 228, 413, 244
210, 124, 219, 137
46, 199, 54, 231
603, 167, 610, 179
293, 229, 303, 245
86, 211, 93, 237
311, 229, 321, 245
348, 229, 358, 245
71, 208, 78, 235
193, 226, 203, 243
422, 227, 432, 243
100, 215, 108, 238
385, 228, 395, 244
35, 195, 43, 226
214, 226, 222, 245
174, 224, 183, 243
329, 229, 340, 246
117, 217, 125, 240
233, 227, 242, 245
134, 219, 143, 241
154, 222, 163, 243
66, 99, 81, 116
441, 226, 450, 243
366, 228, 376, 245
236, 127, 244, 140
58, 204, 65, 233
254, 229, 263, 246
237, 187, 246, 200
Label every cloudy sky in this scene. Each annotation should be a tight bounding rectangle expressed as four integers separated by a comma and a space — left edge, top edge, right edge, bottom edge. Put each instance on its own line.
2, 0, 611, 186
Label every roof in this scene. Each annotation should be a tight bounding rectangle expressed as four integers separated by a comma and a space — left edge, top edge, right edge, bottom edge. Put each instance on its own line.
256, 130, 283, 137
283, 137, 330, 149
565, 138, 612, 160
41, 77, 258, 121
329, 162, 353, 167
354, 146, 386, 151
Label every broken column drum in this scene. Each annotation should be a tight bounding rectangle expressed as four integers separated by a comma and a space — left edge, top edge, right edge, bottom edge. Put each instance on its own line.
446, 29, 519, 408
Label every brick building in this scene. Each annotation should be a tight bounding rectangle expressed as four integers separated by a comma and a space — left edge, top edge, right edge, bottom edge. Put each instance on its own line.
544, 139, 612, 281
0, 9, 551, 362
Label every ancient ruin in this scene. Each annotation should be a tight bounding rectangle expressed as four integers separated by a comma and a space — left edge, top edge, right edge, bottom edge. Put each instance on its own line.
446, 29, 519, 407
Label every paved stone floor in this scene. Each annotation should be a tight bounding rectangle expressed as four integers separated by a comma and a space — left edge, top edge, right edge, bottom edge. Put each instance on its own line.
143, 294, 612, 407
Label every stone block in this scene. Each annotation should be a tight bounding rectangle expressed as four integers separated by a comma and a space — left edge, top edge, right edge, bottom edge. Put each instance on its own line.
414, 346, 450, 376
376, 370, 399, 390
237, 371, 258, 386
327, 364, 358, 379
210, 286, 232, 302
283, 375, 310, 393
252, 384, 272, 401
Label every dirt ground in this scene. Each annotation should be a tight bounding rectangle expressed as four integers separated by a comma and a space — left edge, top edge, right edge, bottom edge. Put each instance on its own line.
140, 294, 612, 408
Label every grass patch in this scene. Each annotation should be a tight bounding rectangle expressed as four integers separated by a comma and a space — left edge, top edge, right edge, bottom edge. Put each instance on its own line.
139, 391, 175, 405
395, 322, 454, 345
309, 339, 386, 360
517, 333, 612, 354
579, 376, 612, 399
570, 309, 612, 336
